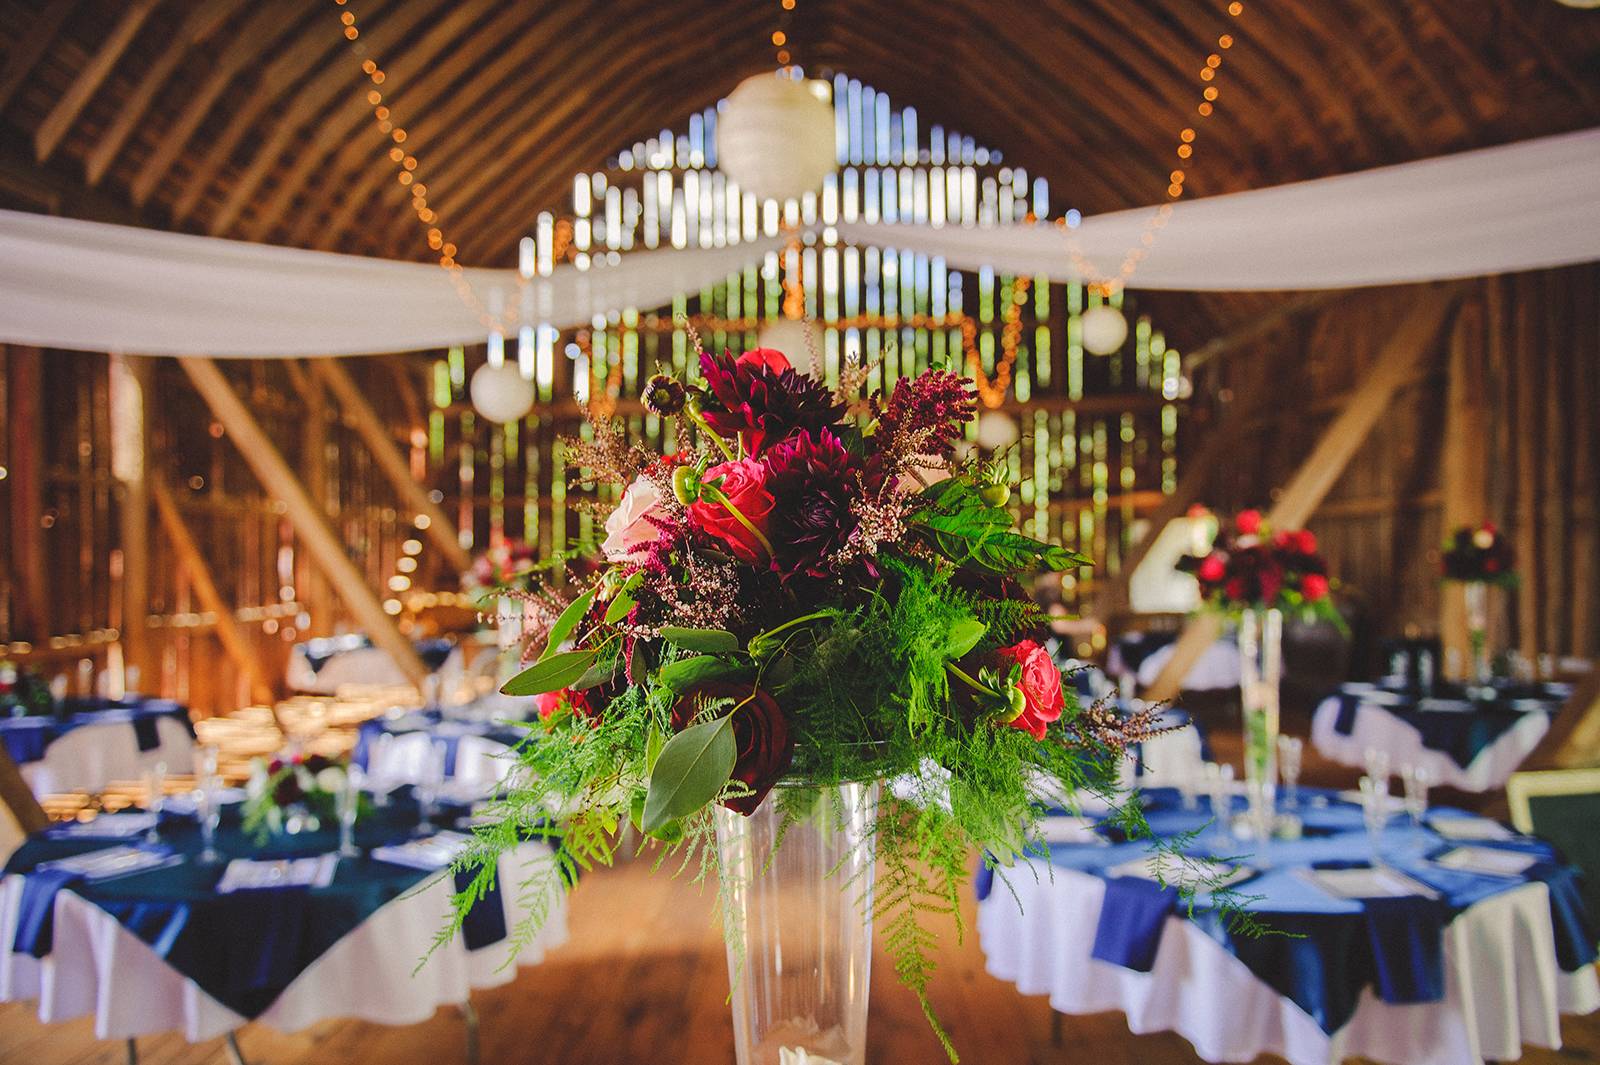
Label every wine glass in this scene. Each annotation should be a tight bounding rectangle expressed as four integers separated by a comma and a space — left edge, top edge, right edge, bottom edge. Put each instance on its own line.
1362, 747, 1391, 796
1359, 775, 1390, 867
415, 741, 447, 822
337, 766, 363, 859
1277, 735, 1304, 809
1205, 763, 1235, 845
143, 760, 167, 844
1400, 763, 1433, 828
195, 776, 223, 864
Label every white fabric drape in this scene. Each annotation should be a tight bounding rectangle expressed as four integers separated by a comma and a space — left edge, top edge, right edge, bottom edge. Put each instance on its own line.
0, 209, 785, 358
839, 127, 1600, 291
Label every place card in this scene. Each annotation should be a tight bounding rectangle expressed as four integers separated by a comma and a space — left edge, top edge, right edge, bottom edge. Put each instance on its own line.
1429, 816, 1514, 842
1304, 866, 1438, 899
1105, 854, 1255, 891
370, 831, 474, 871
1432, 845, 1539, 878
38, 845, 180, 881
216, 854, 337, 893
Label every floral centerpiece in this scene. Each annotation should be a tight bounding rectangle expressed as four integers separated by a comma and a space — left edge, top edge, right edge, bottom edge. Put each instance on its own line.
461, 538, 541, 602
1179, 509, 1340, 833
1441, 522, 1515, 683
451, 343, 1166, 1063
243, 752, 357, 840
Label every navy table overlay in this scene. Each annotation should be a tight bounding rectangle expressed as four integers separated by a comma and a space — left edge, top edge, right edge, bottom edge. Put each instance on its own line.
1329, 680, 1565, 769
351, 709, 531, 776
980, 787, 1598, 1035
6, 799, 506, 1019
0, 696, 193, 765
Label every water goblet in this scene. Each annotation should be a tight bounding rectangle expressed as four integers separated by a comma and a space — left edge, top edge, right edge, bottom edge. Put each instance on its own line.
337, 766, 363, 859
1277, 735, 1304, 809
415, 741, 447, 822
193, 744, 220, 781
1177, 764, 1200, 812
1400, 763, 1433, 828
1362, 747, 1391, 795
195, 776, 223, 864
1359, 775, 1390, 867
143, 760, 167, 843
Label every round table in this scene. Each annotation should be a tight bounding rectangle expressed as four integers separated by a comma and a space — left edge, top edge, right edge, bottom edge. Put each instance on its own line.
0, 800, 567, 1043
978, 788, 1599, 1065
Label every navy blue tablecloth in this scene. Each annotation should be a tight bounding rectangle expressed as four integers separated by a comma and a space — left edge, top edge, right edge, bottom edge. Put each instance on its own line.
1329, 681, 1564, 769
980, 787, 1597, 1035
0, 698, 193, 766
5, 797, 508, 1018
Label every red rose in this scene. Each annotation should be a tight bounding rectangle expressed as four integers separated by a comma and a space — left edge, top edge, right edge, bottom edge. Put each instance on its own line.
535, 690, 566, 720
994, 639, 1066, 740
1225, 578, 1246, 601
735, 347, 791, 374
1236, 509, 1263, 535
671, 680, 793, 815
688, 458, 775, 565
1273, 531, 1294, 550
1301, 573, 1329, 601
1296, 530, 1318, 554
1197, 554, 1226, 583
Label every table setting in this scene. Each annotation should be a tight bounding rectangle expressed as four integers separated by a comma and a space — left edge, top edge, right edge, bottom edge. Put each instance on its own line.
0, 753, 567, 1045
977, 781, 1599, 1065
1311, 677, 1569, 792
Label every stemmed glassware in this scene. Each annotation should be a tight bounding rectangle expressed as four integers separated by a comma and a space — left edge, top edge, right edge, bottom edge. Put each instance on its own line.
338, 765, 364, 858
1359, 774, 1390, 867
143, 760, 167, 844
415, 741, 447, 822
1204, 762, 1235, 846
1400, 763, 1433, 828
1277, 736, 1304, 809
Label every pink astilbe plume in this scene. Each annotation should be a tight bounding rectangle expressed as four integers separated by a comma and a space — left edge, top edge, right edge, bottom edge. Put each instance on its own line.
873, 370, 977, 472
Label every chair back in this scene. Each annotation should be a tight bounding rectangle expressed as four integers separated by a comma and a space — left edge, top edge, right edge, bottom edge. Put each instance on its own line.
1507, 767, 1600, 922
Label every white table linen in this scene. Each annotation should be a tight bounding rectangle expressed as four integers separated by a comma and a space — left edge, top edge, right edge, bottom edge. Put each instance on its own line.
1309, 695, 1550, 793
0, 840, 567, 1041
978, 862, 1598, 1065
20, 715, 195, 797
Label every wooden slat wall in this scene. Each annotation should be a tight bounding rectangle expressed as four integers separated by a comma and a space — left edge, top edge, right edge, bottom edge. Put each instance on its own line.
1190, 263, 1600, 670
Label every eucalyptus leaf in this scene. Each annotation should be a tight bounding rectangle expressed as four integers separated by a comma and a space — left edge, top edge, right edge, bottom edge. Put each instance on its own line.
657, 654, 747, 693
571, 654, 621, 691
540, 589, 595, 661
500, 650, 597, 696
603, 588, 636, 624
659, 626, 741, 654
642, 715, 736, 833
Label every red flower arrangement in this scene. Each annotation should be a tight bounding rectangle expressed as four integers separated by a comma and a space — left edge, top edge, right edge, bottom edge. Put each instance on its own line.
1181, 509, 1341, 623
1441, 522, 1516, 586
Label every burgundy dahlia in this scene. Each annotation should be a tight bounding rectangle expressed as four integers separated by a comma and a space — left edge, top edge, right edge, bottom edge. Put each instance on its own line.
697, 348, 844, 456
765, 428, 863, 579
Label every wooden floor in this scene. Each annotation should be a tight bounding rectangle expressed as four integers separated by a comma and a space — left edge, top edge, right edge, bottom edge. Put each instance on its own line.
4, 706, 1599, 1065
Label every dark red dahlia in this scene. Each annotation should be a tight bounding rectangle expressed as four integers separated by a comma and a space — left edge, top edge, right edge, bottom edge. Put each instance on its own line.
697, 348, 844, 456
764, 428, 864, 579
874, 370, 976, 459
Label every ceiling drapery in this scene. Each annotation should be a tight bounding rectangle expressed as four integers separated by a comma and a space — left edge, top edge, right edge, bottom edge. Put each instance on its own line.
0, 129, 1595, 358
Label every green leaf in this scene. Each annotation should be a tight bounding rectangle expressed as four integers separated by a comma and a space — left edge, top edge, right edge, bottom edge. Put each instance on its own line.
659, 626, 741, 654
540, 589, 594, 661
571, 654, 621, 691
945, 617, 987, 658
644, 726, 667, 775
603, 587, 636, 624
642, 715, 736, 833
656, 654, 747, 693
500, 650, 597, 696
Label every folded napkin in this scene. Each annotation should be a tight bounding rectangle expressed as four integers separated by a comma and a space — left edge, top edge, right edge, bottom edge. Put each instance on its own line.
48, 812, 158, 839
370, 831, 473, 871
1428, 816, 1513, 842
1090, 875, 1180, 972
1432, 845, 1539, 878
216, 854, 337, 894
372, 831, 505, 950
1304, 864, 1438, 900
1363, 895, 1448, 1004
15, 846, 179, 957
160, 788, 247, 816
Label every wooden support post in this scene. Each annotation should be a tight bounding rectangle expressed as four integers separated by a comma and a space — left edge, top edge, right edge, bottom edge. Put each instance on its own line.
1440, 300, 1490, 678
151, 479, 277, 711
6, 346, 50, 641
110, 354, 153, 692
0, 744, 49, 836
310, 358, 473, 573
179, 358, 431, 690
1146, 287, 1459, 702
283, 361, 333, 635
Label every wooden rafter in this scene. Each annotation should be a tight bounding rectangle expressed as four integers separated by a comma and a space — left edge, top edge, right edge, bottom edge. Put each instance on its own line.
34, 0, 159, 164
0, 1, 79, 114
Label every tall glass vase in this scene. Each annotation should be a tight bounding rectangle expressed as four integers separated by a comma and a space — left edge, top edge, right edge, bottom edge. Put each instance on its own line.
495, 595, 527, 685
1463, 581, 1491, 686
1237, 607, 1283, 838
714, 780, 879, 1065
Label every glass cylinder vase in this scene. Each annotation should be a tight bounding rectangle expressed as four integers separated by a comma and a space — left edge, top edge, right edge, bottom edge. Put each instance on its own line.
1463, 581, 1491, 686
714, 780, 879, 1065
1237, 607, 1283, 837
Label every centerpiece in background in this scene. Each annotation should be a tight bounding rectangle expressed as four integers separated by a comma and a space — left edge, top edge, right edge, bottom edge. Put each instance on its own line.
1182, 510, 1339, 838
1441, 522, 1516, 685
452, 342, 1165, 1064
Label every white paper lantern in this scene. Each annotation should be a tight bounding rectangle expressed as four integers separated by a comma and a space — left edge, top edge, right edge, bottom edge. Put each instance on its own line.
469, 362, 534, 424
756, 317, 820, 370
1081, 305, 1129, 356
975, 409, 1020, 450
717, 73, 837, 204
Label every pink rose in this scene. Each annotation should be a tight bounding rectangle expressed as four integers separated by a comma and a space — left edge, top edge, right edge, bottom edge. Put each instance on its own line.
688, 458, 775, 566
1197, 554, 1226, 583
1295, 530, 1318, 554
1236, 509, 1263, 536
601, 476, 667, 560
995, 639, 1066, 741
735, 348, 792, 373
1301, 574, 1329, 601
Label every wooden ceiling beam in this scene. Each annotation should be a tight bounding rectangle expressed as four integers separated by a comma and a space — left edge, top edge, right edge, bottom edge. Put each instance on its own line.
0, 1, 79, 113
34, 0, 158, 164
84, 0, 252, 187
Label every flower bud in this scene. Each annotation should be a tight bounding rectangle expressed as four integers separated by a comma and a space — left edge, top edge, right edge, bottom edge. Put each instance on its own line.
643, 374, 687, 416
672, 465, 701, 505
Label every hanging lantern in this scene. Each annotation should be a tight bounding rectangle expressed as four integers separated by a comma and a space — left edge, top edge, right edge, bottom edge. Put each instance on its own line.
756, 317, 820, 370
469, 362, 534, 424
717, 73, 837, 204
1080, 304, 1129, 356
975, 409, 1020, 450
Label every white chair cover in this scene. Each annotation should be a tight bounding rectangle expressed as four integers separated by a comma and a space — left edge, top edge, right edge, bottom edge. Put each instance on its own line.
20, 716, 196, 797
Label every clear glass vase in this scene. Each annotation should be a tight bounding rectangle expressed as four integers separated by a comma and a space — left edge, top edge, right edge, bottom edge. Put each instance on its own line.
714, 780, 879, 1065
1463, 581, 1491, 686
1237, 607, 1283, 838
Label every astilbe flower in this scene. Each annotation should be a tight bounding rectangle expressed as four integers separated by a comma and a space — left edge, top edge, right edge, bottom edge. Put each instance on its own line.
873, 370, 977, 463
765, 428, 868, 579
697, 348, 845, 456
